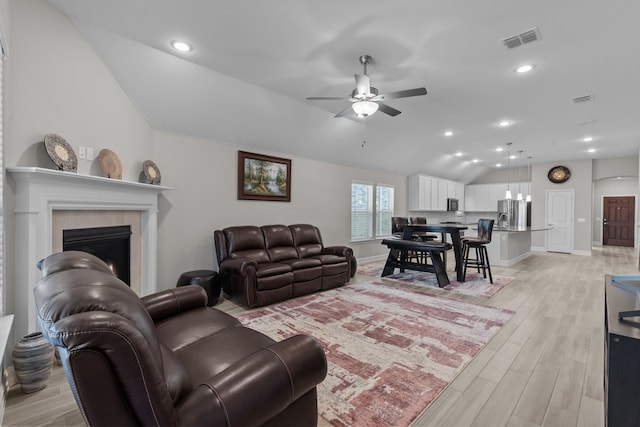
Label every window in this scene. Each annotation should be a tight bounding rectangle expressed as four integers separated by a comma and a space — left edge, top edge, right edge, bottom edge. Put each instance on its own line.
351, 182, 394, 241
376, 185, 394, 238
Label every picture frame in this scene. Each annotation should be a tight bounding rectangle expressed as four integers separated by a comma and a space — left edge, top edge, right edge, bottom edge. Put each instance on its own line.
237, 151, 291, 202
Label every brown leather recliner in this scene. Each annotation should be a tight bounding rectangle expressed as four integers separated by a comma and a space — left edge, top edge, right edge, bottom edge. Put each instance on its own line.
34, 250, 327, 427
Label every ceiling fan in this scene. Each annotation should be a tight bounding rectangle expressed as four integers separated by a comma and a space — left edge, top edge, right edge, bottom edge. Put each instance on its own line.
306, 54, 427, 118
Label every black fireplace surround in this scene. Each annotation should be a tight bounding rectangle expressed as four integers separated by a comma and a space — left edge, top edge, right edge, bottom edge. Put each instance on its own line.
62, 225, 131, 285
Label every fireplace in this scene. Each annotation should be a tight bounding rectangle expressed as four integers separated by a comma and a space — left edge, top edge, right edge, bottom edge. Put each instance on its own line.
63, 225, 132, 285
8, 166, 170, 341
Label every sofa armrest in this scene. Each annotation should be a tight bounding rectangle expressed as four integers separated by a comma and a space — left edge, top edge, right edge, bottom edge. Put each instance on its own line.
219, 257, 257, 276
175, 334, 327, 426
322, 245, 353, 259
142, 286, 208, 323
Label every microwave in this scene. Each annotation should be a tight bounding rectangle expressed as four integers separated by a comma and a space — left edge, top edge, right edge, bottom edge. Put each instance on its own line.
447, 198, 459, 211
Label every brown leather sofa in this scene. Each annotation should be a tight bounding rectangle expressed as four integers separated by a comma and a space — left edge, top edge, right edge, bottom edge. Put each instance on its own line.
214, 224, 352, 307
34, 251, 327, 427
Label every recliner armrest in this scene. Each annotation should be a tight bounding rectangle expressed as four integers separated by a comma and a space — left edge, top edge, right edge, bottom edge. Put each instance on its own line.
142, 286, 208, 323
175, 334, 327, 426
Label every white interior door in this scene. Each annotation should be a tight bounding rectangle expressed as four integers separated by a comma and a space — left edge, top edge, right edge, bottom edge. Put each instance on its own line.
546, 189, 574, 253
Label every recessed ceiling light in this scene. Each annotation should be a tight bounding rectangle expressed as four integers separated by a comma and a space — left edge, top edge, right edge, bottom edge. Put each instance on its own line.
472, 159, 479, 163
498, 120, 512, 127
588, 148, 596, 153
496, 147, 504, 152
496, 163, 502, 167
516, 64, 535, 73
170, 40, 193, 52
583, 136, 593, 142
454, 151, 463, 157
444, 131, 453, 137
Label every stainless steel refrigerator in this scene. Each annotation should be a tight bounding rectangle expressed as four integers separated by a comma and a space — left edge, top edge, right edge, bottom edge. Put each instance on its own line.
497, 199, 528, 229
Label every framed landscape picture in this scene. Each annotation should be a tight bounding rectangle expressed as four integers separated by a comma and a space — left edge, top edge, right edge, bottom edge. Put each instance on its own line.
237, 151, 291, 202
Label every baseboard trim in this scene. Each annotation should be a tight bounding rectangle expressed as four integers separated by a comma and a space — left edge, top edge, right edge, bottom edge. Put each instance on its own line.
571, 249, 592, 256
530, 246, 547, 253
493, 251, 533, 267
357, 254, 387, 265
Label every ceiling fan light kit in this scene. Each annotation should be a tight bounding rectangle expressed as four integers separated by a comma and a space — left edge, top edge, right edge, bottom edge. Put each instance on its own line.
306, 54, 427, 118
352, 100, 378, 117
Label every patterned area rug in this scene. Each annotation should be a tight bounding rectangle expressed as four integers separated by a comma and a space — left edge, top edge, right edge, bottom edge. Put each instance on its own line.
358, 260, 513, 298
237, 281, 514, 426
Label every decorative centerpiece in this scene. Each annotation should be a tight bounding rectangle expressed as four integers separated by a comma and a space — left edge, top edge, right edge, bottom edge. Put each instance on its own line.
98, 149, 123, 179
140, 160, 161, 184
12, 332, 55, 393
43, 134, 78, 172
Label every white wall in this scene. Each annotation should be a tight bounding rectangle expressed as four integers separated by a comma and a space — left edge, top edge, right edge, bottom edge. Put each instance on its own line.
153, 131, 406, 289
530, 159, 593, 253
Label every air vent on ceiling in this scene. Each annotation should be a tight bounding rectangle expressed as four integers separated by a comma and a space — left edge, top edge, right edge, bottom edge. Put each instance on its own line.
577, 119, 598, 126
572, 94, 594, 104
502, 27, 541, 49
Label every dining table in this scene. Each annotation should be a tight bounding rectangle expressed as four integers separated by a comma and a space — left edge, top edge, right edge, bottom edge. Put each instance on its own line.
401, 224, 469, 282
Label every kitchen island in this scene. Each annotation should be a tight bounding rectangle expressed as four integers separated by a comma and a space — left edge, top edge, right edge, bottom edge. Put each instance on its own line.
465, 225, 548, 267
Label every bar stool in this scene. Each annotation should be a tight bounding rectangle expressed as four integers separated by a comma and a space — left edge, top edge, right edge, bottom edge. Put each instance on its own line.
463, 219, 494, 283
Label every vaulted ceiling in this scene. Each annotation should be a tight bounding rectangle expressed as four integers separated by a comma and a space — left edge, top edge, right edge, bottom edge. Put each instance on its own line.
47, 0, 640, 182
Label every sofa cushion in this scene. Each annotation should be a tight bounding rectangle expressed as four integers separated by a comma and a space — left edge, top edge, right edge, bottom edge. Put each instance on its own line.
256, 263, 292, 278
281, 258, 322, 270
224, 226, 270, 263
262, 224, 299, 262
312, 254, 346, 265
289, 224, 323, 258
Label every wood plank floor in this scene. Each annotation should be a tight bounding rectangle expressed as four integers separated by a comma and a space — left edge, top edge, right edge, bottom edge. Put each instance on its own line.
4, 246, 636, 426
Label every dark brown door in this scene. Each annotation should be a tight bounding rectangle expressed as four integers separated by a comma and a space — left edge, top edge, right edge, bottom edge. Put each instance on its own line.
603, 196, 635, 247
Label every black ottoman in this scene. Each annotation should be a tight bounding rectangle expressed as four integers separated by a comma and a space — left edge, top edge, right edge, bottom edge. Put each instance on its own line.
176, 270, 221, 306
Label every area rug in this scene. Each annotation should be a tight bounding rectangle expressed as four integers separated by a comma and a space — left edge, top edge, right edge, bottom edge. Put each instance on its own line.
358, 260, 513, 298
237, 281, 514, 426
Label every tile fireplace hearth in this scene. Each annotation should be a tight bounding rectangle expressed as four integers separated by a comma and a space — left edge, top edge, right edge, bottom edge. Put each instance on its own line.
7, 167, 171, 340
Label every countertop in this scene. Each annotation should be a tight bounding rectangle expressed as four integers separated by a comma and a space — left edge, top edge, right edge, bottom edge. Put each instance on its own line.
460, 224, 551, 232
492, 226, 550, 232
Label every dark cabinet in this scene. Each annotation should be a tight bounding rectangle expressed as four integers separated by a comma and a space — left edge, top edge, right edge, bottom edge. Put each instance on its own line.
605, 275, 640, 427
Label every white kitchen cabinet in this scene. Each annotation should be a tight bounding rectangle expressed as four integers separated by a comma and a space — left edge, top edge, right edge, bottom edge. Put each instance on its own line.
465, 182, 530, 212
408, 174, 464, 212
455, 183, 465, 210
408, 174, 433, 210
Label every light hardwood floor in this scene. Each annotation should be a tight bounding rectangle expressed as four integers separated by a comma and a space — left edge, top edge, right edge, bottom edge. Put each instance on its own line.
4, 246, 636, 426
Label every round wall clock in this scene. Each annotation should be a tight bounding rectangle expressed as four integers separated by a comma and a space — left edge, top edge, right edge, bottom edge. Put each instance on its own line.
548, 165, 571, 183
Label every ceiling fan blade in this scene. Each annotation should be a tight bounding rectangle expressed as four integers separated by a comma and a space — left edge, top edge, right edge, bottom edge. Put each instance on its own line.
334, 104, 354, 118
306, 96, 350, 100
354, 74, 371, 96
373, 87, 427, 100
377, 102, 401, 117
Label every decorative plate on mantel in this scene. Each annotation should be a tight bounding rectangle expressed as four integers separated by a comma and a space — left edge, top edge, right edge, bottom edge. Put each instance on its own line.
141, 160, 161, 185
98, 149, 123, 180
43, 134, 78, 172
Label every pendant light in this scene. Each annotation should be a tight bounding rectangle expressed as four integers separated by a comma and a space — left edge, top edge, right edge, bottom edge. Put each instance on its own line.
526, 156, 532, 202
505, 143, 512, 199
516, 150, 524, 201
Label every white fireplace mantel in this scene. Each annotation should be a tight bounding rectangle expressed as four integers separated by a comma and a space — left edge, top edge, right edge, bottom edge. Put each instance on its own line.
8, 167, 171, 340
